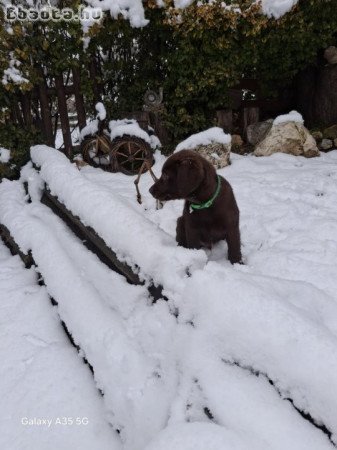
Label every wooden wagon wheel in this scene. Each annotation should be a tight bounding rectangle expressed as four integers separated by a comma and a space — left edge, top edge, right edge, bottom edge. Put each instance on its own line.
110, 135, 153, 176
81, 133, 112, 169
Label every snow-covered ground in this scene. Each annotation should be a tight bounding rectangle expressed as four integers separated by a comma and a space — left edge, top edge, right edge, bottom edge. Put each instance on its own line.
0, 241, 120, 450
1, 146, 337, 449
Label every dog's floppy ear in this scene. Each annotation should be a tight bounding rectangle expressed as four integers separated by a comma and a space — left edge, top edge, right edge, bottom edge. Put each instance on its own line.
177, 158, 203, 196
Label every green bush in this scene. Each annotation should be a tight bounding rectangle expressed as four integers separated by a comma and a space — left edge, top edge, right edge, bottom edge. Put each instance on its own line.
0, 123, 42, 180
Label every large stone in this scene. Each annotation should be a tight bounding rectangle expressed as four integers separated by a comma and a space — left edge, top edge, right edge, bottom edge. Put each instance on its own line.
246, 120, 273, 146
254, 121, 320, 158
320, 139, 333, 150
334, 138, 337, 148
324, 46, 337, 65
231, 134, 246, 155
322, 124, 337, 140
311, 130, 323, 142
194, 142, 231, 169
231, 134, 243, 147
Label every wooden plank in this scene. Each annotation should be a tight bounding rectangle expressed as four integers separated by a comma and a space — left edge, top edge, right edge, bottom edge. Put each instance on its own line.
0, 224, 34, 268
0, 228, 96, 376
40, 189, 166, 302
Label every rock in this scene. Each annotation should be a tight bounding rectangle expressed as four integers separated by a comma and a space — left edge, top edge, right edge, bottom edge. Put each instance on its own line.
194, 142, 231, 169
231, 135, 246, 155
254, 121, 320, 158
311, 130, 323, 142
231, 134, 243, 147
334, 138, 337, 148
322, 124, 337, 140
324, 46, 337, 65
320, 139, 333, 150
246, 120, 273, 146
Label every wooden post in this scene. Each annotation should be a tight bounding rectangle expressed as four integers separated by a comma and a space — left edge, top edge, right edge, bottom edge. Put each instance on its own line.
72, 67, 86, 130
55, 73, 72, 157
241, 106, 259, 139
216, 109, 233, 133
36, 67, 54, 147
89, 57, 102, 106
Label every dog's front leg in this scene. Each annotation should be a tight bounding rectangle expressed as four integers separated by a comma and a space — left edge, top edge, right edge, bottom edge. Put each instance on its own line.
176, 216, 187, 247
226, 224, 242, 264
184, 224, 203, 250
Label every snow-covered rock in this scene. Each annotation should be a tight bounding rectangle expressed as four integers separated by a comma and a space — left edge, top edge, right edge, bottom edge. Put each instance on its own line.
323, 124, 337, 140
254, 112, 319, 158
176, 127, 231, 168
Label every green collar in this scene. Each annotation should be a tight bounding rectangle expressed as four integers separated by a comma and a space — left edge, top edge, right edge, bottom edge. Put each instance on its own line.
190, 175, 221, 211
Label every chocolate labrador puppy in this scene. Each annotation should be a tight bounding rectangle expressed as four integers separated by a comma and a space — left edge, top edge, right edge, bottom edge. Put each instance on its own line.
149, 149, 242, 264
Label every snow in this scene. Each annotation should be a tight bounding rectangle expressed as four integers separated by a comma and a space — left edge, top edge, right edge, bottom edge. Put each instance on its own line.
109, 119, 160, 149
144, 422, 261, 450
30, 146, 205, 296
1, 147, 337, 449
83, 0, 149, 28
55, 127, 80, 149
175, 0, 300, 19
78, 118, 160, 150
174, 0, 194, 8
78, 0, 298, 34
175, 127, 231, 152
2, 53, 29, 86
274, 110, 304, 125
0, 147, 11, 163
79, 119, 99, 141
261, 0, 299, 19
0, 241, 121, 450
80, 5, 103, 36
95, 101, 106, 120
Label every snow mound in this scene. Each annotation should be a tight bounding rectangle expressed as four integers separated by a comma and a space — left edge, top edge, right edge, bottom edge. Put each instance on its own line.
175, 127, 231, 152
273, 110, 304, 125
0, 147, 11, 163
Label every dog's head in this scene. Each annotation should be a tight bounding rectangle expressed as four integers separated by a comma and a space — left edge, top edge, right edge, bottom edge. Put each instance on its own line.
149, 150, 208, 201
